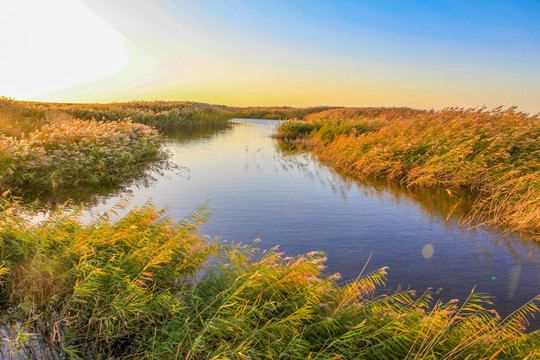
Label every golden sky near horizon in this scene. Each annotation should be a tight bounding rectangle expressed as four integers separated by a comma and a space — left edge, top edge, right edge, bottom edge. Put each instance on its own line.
1, 0, 539, 113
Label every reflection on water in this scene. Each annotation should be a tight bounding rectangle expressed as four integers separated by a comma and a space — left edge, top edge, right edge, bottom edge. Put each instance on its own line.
16, 125, 232, 208
276, 141, 477, 223
159, 123, 232, 142
274, 145, 538, 267
18, 161, 166, 208
44, 119, 540, 322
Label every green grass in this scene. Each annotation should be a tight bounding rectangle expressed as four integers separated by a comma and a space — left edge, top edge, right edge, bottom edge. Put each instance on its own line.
274, 121, 322, 140
277, 107, 540, 241
0, 196, 538, 359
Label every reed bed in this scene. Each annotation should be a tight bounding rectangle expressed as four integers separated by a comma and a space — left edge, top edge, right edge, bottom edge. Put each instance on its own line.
61, 101, 233, 128
0, 98, 234, 133
0, 196, 538, 359
0, 97, 51, 138
0, 98, 238, 196
230, 106, 336, 120
0, 118, 165, 192
276, 107, 540, 240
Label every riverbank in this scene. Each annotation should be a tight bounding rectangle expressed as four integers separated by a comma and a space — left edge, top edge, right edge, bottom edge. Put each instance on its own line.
0, 98, 234, 135
0, 99, 353, 197
276, 107, 540, 241
1, 101, 539, 358
0, 119, 164, 194
1, 196, 538, 359
0, 98, 236, 196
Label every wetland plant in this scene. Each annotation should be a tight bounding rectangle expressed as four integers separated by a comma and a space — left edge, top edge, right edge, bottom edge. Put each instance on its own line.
0, 196, 538, 359
0, 119, 165, 193
277, 107, 540, 240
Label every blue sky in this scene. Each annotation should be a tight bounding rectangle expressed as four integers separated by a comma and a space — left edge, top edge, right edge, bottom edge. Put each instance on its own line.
2, 0, 539, 112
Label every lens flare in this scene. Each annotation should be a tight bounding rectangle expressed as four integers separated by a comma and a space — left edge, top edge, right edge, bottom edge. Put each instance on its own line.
422, 244, 434, 259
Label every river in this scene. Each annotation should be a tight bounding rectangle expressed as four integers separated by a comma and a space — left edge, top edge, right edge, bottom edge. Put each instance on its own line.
81, 118, 540, 320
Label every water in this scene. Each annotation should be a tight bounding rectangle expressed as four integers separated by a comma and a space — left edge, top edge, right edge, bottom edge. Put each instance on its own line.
83, 119, 540, 319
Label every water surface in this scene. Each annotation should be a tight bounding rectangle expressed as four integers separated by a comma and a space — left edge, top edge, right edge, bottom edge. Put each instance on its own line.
85, 119, 540, 319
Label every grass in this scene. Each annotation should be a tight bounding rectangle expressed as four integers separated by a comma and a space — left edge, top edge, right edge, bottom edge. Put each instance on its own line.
0, 99, 339, 197
230, 106, 336, 120
0, 98, 235, 131
0, 195, 538, 359
0, 97, 51, 138
60, 101, 234, 128
2, 98, 539, 357
276, 107, 540, 241
0, 118, 165, 194
0, 98, 240, 197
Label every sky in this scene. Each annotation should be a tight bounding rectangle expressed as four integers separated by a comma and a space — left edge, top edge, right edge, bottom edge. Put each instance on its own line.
1, 0, 539, 113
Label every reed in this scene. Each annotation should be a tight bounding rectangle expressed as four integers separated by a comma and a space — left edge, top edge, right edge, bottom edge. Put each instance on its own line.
0, 97, 50, 138
0, 118, 165, 193
0, 98, 234, 135
277, 107, 540, 240
62, 101, 233, 128
230, 106, 336, 120
0, 98, 236, 197
0, 196, 538, 359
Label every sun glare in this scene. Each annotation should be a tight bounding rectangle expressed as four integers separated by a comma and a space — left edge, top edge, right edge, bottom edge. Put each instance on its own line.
0, 0, 129, 100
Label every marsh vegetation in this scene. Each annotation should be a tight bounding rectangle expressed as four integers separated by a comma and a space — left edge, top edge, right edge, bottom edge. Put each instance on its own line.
0, 100, 539, 358
277, 107, 540, 241
1, 196, 538, 359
